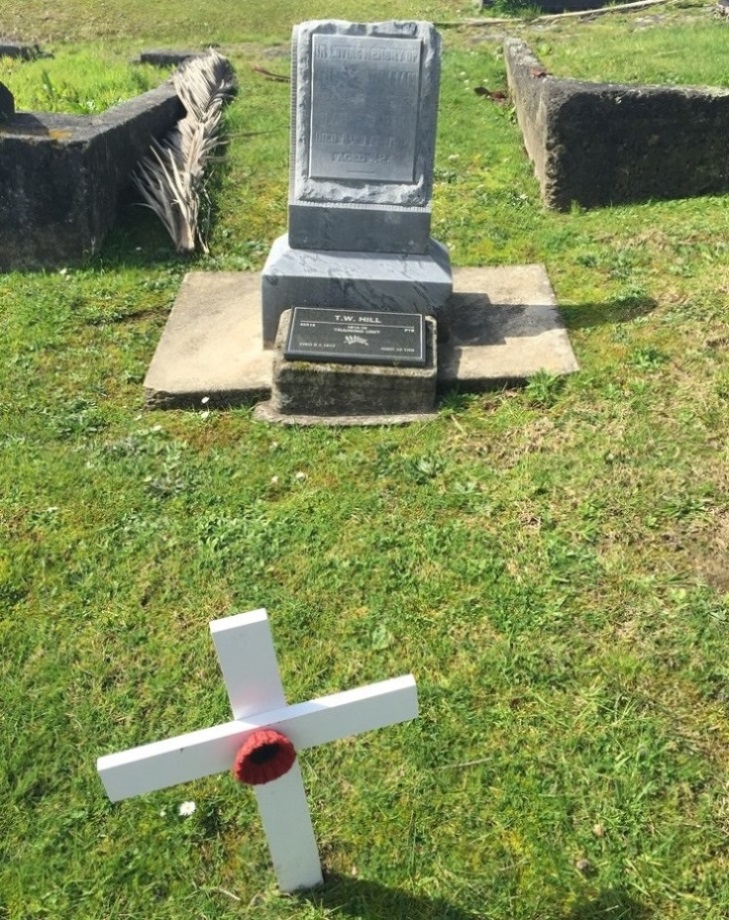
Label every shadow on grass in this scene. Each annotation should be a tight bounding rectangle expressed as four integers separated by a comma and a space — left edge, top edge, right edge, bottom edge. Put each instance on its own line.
301, 874, 652, 920
300, 872, 480, 920
567, 888, 652, 920
561, 294, 658, 330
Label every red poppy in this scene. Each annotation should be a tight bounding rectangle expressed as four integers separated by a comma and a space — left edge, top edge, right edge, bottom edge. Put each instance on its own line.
233, 728, 297, 786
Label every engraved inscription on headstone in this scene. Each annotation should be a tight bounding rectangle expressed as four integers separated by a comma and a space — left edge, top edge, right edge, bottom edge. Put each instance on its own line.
309, 35, 421, 183
285, 307, 426, 367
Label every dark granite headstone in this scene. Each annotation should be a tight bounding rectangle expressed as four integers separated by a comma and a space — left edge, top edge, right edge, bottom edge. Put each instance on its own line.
0, 81, 14, 120
284, 307, 426, 367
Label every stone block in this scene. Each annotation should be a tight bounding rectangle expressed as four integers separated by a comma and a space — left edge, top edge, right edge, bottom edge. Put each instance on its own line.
0, 82, 13, 120
261, 233, 452, 346
288, 201, 430, 253
0, 41, 44, 61
268, 309, 437, 418
505, 38, 729, 209
136, 50, 205, 66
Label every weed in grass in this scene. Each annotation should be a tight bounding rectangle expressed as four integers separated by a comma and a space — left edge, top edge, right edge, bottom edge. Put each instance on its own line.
628, 346, 670, 372
524, 371, 566, 408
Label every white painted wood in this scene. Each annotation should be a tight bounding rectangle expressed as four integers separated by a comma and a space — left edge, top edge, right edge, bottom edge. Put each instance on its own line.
254, 761, 323, 891
210, 609, 286, 718
97, 609, 418, 892
97, 675, 418, 802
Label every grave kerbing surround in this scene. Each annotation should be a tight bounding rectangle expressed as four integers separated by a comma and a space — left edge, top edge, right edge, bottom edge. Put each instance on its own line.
0, 82, 14, 120
261, 20, 453, 349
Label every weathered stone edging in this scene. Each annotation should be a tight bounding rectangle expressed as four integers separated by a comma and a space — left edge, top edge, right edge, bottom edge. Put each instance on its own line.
0, 82, 183, 270
0, 41, 47, 60
505, 38, 729, 210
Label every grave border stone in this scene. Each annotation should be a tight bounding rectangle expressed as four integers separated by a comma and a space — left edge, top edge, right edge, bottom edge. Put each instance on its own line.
505, 38, 729, 209
0, 82, 14, 120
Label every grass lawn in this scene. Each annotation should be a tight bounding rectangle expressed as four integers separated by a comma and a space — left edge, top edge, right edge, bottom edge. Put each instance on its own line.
531, 6, 729, 88
1, 2, 729, 918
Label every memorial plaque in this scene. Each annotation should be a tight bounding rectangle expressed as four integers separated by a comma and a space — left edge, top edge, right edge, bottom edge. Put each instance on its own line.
309, 34, 421, 183
285, 307, 426, 367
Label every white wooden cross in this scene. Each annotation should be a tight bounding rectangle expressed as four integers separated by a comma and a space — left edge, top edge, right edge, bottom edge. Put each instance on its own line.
97, 609, 418, 892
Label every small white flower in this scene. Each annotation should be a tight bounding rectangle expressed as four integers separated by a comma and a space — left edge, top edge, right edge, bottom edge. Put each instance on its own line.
159, 808, 167, 817
270, 475, 279, 485
200, 410, 210, 420
201, 396, 210, 405
58, 268, 68, 276
178, 800, 196, 816
294, 471, 306, 482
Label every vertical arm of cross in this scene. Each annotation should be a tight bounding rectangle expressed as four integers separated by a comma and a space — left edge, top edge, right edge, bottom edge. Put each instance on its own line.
210, 608, 286, 717
210, 609, 322, 888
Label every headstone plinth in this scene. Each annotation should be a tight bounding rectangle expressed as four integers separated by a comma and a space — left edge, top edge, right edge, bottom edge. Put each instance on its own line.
261, 235, 451, 347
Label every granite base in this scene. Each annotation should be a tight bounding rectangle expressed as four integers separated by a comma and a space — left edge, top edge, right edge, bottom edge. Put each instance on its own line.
261, 234, 453, 347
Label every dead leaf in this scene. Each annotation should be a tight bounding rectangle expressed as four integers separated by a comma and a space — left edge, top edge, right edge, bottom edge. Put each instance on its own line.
474, 87, 509, 105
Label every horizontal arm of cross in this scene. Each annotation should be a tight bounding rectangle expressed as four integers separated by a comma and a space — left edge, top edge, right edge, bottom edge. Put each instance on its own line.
98, 674, 417, 802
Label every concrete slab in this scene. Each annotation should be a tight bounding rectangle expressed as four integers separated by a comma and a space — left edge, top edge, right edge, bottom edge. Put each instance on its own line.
439, 265, 579, 390
143, 265, 578, 410
144, 272, 273, 409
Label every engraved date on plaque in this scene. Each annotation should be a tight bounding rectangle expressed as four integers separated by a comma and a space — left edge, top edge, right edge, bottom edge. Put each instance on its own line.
309, 34, 421, 184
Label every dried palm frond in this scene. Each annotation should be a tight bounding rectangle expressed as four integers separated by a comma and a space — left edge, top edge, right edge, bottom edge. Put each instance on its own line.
132, 50, 236, 253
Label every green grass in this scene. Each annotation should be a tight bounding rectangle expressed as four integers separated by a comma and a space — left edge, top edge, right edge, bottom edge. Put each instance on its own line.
0, 48, 171, 113
2, 3, 729, 919
529, 7, 729, 88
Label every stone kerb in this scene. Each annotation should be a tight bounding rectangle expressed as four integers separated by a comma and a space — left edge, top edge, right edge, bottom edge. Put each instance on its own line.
0, 82, 183, 270
0, 41, 45, 60
505, 38, 729, 210
0, 82, 14, 120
